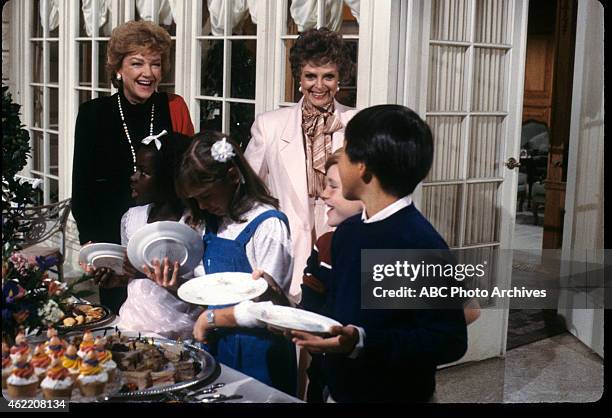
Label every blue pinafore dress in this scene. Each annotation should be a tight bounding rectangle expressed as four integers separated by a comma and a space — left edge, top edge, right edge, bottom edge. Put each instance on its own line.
202, 210, 297, 395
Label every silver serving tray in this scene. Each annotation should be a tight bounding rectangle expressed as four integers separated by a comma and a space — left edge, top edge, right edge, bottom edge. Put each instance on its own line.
102, 337, 218, 400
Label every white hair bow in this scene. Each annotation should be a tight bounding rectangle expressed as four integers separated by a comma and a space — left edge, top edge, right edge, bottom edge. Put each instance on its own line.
141, 129, 168, 150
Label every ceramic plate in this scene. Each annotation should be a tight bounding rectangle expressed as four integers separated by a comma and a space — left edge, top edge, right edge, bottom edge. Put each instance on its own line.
127, 221, 204, 276
248, 304, 342, 334
79, 243, 127, 275
177, 272, 268, 306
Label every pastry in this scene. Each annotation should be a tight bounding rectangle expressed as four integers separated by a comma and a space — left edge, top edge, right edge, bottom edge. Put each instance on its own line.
77, 351, 108, 397
40, 357, 73, 399
94, 337, 117, 381
6, 354, 39, 398
77, 330, 95, 358
9, 332, 31, 363
2, 342, 13, 389
31, 344, 52, 383
61, 345, 81, 381
122, 370, 152, 390
46, 336, 66, 358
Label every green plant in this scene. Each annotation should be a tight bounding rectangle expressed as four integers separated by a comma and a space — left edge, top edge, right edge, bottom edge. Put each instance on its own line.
2, 85, 36, 247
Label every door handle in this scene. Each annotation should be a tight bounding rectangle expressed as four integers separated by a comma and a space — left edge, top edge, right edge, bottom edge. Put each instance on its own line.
505, 157, 521, 170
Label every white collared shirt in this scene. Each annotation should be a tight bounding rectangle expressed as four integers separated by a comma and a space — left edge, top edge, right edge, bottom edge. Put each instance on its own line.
349, 194, 413, 359
361, 194, 413, 224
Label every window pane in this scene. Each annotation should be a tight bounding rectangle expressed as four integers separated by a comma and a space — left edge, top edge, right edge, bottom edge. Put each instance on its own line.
430, 0, 471, 42
467, 117, 504, 179
78, 89, 91, 106
339, 3, 360, 35
49, 41, 59, 84
97, 90, 111, 98
159, 3, 176, 36
283, 39, 299, 103
230, 40, 256, 100
287, 0, 314, 34
158, 40, 176, 94
335, 39, 358, 108
425, 116, 464, 182
464, 182, 500, 246
32, 131, 44, 172
200, 40, 224, 97
229, 102, 255, 149
32, 41, 44, 83
422, 184, 462, 247
32, 86, 44, 128
471, 48, 508, 112
49, 87, 58, 130
50, 133, 58, 176
31, 0, 44, 38
200, 100, 223, 132
427, 45, 468, 112
98, 41, 109, 87
78, 41, 92, 87
201, 0, 212, 35
232, 3, 257, 36
475, 0, 511, 44
49, 178, 59, 203
79, 1, 88, 37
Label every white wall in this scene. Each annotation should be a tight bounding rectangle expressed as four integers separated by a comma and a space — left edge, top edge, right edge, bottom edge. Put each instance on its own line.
559, 0, 604, 358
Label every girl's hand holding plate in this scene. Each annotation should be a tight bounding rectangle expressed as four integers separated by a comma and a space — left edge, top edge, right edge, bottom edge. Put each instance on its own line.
143, 257, 181, 292
251, 269, 293, 307
291, 325, 360, 354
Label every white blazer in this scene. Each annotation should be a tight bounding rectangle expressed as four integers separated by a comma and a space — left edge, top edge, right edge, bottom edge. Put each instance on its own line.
245, 98, 357, 298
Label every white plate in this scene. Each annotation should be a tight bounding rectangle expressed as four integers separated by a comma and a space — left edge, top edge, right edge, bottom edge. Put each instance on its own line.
247, 304, 342, 334
79, 243, 127, 275
127, 221, 204, 276
177, 272, 268, 306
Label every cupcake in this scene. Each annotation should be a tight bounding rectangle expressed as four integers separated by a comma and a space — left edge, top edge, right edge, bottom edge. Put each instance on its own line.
77, 351, 108, 397
44, 328, 66, 356
62, 345, 81, 381
6, 354, 39, 398
94, 337, 117, 381
31, 344, 52, 383
41, 357, 74, 399
46, 336, 66, 358
77, 330, 95, 358
2, 342, 13, 389
9, 332, 31, 363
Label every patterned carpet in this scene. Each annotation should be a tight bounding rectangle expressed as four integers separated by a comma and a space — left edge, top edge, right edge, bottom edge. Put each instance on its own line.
506, 309, 567, 350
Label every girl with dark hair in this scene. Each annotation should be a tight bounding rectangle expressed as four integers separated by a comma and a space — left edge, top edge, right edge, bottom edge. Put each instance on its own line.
111, 132, 203, 340
150, 131, 297, 395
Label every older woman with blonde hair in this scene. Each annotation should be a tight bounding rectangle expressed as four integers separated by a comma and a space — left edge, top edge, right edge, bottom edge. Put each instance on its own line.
72, 20, 194, 313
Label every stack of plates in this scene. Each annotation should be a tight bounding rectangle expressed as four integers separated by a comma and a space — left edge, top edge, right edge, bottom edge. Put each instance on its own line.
78, 243, 127, 274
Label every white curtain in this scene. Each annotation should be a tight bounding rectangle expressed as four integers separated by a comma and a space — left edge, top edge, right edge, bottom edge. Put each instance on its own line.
81, 0, 112, 37
207, 0, 258, 36
289, 0, 359, 33
135, 0, 178, 26
39, 0, 60, 32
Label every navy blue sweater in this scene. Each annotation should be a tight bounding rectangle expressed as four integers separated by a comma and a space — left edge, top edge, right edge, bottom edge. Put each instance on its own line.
323, 203, 468, 402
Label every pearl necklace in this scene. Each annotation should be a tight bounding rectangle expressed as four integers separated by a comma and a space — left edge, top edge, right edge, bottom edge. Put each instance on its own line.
117, 94, 155, 172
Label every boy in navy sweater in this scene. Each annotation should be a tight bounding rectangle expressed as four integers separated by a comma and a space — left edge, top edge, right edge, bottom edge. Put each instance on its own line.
292, 105, 468, 402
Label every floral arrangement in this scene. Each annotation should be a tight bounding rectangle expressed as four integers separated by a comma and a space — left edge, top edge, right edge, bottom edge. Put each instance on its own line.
1, 246, 93, 342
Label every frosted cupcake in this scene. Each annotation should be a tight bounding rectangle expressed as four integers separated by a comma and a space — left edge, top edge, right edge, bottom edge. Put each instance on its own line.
9, 332, 31, 363
77, 351, 108, 397
61, 345, 81, 381
31, 344, 52, 383
77, 330, 95, 358
44, 327, 66, 356
6, 354, 39, 398
46, 336, 66, 358
2, 342, 13, 389
94, 337, 117, 381
41, 357, 74, 399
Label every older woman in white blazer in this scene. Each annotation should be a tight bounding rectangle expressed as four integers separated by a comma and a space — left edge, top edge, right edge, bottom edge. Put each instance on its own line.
245, 28, 357, 300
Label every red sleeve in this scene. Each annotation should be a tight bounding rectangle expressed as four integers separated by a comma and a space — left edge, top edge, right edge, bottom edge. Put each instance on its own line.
168, 93, 195, 136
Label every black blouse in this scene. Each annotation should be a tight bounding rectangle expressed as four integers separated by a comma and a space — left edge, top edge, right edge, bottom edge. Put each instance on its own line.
71, 91, 174, 245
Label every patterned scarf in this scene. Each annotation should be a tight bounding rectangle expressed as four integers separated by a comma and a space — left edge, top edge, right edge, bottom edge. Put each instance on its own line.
301, 99, 344, 198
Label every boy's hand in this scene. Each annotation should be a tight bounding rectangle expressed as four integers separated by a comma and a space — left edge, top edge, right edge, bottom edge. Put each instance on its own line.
291, 325, 359, 354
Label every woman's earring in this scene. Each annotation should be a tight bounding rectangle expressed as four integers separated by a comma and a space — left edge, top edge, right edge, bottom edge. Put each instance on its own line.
337, 85, 340, 92
116, 73, 122, 81
298, 85, 302, 93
